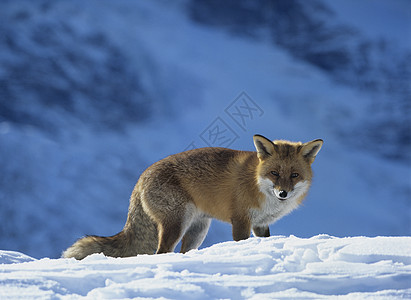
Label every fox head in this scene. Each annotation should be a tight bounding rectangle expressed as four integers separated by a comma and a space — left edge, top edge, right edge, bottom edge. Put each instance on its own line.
253, 134, 323, 203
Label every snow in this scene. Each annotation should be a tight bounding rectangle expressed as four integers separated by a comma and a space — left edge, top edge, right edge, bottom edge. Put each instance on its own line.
1, 236, 410, 299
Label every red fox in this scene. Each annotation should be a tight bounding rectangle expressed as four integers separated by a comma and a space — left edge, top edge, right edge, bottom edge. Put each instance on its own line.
63, 135, 323, 259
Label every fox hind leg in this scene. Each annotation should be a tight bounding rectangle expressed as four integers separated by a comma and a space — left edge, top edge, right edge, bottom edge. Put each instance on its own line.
155, 203, 198, 254
156, 220, 185, 254
180, 216, 211, 253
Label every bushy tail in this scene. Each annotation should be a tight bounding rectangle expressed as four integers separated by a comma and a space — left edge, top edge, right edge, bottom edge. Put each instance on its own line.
62, 188, 158, 259
62, 232, 130, 260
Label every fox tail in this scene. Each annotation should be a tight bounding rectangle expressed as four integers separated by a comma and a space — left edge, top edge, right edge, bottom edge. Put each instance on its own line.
62, 188, 158, 259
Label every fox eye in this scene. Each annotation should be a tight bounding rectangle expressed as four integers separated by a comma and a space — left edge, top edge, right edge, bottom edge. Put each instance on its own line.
271, 171, 279, 177
291, 173, 299, 178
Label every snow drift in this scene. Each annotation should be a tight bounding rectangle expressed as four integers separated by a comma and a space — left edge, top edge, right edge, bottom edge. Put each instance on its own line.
1, 236, 410, 299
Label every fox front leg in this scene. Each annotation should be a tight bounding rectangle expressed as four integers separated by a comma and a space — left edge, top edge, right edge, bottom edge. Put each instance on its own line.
231, 216, 251, 241
252, 225, 270, 237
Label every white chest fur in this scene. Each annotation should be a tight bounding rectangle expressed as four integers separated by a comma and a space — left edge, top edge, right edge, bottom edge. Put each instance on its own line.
250, 177, 310, 226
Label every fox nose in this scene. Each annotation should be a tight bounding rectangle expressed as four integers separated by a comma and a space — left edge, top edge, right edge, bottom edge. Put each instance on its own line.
279, 190, 288, 199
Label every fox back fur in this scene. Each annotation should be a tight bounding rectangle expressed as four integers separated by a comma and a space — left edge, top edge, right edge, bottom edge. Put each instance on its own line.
63, 134, 323, 259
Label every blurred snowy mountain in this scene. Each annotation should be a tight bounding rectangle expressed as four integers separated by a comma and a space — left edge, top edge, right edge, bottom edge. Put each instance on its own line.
0, 0, 410, 258
0, 1, 152, 132
189, 0, 411, 160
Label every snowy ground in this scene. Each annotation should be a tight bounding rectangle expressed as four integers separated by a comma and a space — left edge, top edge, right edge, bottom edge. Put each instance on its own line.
1, 236, 410, 299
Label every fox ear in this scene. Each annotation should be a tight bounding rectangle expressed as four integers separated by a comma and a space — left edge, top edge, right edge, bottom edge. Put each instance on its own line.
301, 139, 323, 163
253, 134, 275, 159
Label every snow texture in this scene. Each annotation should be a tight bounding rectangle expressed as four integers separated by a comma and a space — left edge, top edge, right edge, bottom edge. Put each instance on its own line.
1, 236, 410, 299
